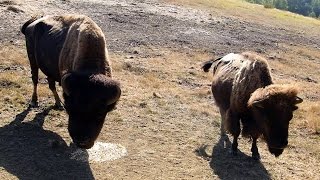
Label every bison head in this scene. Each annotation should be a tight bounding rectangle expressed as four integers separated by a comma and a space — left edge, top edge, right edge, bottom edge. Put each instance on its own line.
61, 73, 121, 149
248, 84, 302, 157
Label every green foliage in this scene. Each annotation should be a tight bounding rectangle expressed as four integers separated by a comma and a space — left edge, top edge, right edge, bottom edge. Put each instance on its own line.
264, 4, 274, 8
312, 0, 320, 17
274, 0, 288, 10
245, 0, 320, 17
309, 11, 317, 17
264, 0, 275, 8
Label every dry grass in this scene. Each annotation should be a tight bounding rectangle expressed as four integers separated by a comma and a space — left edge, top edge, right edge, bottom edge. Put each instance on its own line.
296, 102, 320, 134
262, 44, 320, 133
0, 43, 320, 178
164, 0, 320, 35
1, 1, 320, 178
0, 45, 60, 113
0, 0, 20, 5
1, 42, 319, 133
0, 45, 28, 66
110, 49, 320, 179
163, 0, 320, 134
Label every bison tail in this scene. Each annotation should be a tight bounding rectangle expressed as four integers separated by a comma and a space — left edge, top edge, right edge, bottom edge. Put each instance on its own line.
21, 16, 39, 35
201, 57, 223, 72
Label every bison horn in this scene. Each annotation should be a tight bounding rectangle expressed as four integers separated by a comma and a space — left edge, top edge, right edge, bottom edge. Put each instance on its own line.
295, 96, 303, 104
105, 79, 121, 106
252, 99, 265, 109
61, 73, 72, 96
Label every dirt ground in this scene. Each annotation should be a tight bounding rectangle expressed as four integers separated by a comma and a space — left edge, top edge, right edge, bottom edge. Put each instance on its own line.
0, 0, 319, 179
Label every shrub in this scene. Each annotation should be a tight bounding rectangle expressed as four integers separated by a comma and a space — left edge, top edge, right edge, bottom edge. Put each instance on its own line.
264, 4, 275, 8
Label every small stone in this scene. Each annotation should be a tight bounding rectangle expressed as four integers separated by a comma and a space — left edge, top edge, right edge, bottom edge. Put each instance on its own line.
7, 5, 24, 13
139, 102, 147, 108
153, 92, 162, 98
133, 50, 139, 54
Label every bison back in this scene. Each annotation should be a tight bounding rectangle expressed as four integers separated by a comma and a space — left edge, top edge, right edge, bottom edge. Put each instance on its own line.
230, 58, 272, 113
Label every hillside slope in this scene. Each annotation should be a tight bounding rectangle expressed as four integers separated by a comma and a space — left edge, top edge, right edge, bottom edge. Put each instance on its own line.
0, 0, 319, 179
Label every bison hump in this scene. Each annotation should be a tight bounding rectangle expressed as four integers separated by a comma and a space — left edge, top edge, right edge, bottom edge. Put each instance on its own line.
230, 58, 272, 112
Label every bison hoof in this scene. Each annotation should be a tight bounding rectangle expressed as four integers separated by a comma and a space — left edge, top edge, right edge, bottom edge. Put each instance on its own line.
252, 154, 261, 161
221, 134, 228, 140
229, 148, 238, 156
29, 101, 38, 108
53, 104, 64, 111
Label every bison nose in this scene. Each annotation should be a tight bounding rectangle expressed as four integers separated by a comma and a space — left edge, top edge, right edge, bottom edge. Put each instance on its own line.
277, 139, 288, 149
75, 141, 94, 149
78, 141, 89, 146
73, 138, 94, 149
281, 139, 288, 147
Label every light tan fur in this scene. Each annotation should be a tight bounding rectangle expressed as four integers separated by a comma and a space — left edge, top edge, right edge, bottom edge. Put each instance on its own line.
230, 52, 273, 113
211, 52, 273, 114
53, 14, 111, 77
248, 84, 299, 107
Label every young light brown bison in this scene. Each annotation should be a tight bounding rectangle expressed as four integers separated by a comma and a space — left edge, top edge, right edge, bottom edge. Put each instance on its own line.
202, 52, 302, 159
21, 14, 121, 149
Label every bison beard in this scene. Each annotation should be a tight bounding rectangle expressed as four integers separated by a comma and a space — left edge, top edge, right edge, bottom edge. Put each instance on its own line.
202, 52, 302, 159
21, 14, 121, 149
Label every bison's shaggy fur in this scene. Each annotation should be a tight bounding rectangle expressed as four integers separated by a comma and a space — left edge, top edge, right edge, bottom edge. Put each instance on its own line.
22, 14, 121, 149
202, 52, 302, 159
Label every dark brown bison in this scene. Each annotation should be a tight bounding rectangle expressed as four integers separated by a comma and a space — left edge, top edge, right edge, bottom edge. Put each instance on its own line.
21, 14, 121, 149
202, 52, 302, 159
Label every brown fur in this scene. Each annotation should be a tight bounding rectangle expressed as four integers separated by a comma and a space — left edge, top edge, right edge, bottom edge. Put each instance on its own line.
202, 52, 302, 159
248, 84, 299, 107
21, 16, 37, 35
230, 52, 273, 113
22, 14, 121, 149
57, 15, 112, 77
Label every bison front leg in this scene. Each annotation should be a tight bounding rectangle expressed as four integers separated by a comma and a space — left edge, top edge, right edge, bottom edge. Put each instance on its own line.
226, 109, 240, 155
48, 78, 63, 110
231, 126, 240, 156
251, 137, 260, 160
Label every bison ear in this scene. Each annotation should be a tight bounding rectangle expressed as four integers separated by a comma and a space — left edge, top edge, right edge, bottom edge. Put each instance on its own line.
295, 96, 303, 104
61, 73, 73, 96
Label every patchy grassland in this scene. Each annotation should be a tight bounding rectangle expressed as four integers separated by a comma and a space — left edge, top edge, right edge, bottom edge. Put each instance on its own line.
165, 0, 320, 34
0, 0, 320, 179
1, 44, 320, 179
165, 0, 320, 133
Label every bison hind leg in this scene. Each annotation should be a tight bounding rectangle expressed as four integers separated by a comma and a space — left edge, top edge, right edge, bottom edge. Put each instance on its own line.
29, 65, 39, 108
226, 109, 240, 155
218, 107, 227, 138
218, 107, 231, 149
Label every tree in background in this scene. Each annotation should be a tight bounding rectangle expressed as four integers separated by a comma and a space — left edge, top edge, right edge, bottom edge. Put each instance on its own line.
292, 0, 312, 16
246, 0, 320, 18
246, 0, 265, 5
312, 0, 320, 17
274, 0, 288, 10
264, 0, 275, 8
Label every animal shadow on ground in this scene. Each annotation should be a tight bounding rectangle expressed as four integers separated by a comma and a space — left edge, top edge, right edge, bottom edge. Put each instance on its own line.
196, 136, 271, 180
0, 107, 94, 179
